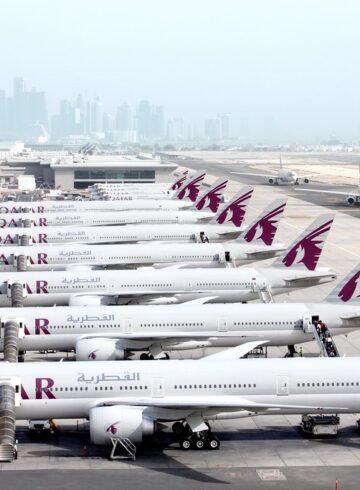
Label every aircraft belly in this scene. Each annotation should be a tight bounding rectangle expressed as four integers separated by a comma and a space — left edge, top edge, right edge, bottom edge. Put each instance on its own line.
19, 335, 77, 351
0, 294, 70, 307
16, 399, 91, 420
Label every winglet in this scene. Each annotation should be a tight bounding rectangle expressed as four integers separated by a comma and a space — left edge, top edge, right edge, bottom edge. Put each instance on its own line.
211, 186, 254, 227
200, 341, 269, 361
238, 198, 287, 245
174, 170, 206, 202
194, 176, 228, 213
325, 264, 360, 303
272, 214, 335, 271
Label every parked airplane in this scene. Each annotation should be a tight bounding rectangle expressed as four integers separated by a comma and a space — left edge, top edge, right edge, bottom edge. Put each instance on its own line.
0, 199, 286, 271
232, 157, 310, 185
0, 214, 336, 306
0, 171, 208, 214
2, 264, 358, 360
295, 164, 360, 206
0, 186, 254, 245
3, 353, 360, 451
90, 170, 189, 198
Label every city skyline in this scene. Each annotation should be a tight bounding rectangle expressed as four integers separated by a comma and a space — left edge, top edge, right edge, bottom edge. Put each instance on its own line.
0, 76, 282, 143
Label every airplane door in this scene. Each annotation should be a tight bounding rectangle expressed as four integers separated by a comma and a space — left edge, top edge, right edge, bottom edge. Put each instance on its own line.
302, 315, 313, 333
218, 318, 228, 332
276, 376, 289, 396
123, 318, 133, 334
184, 279, 192, 291
152, 378, 164, 398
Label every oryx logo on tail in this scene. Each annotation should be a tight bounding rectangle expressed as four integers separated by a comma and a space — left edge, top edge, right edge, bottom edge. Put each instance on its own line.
176, 171, 206, 202
242, 199, 286, 245
338, 270, 360, 302
216, 187, 254, 227
280, 215, 334, 270
171, 171, 189, 191
196, 177, 228, 212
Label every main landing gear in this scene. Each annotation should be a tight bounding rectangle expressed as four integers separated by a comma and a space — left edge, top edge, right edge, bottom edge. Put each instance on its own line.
172, 422, 220, 450
139, 353, 170, 360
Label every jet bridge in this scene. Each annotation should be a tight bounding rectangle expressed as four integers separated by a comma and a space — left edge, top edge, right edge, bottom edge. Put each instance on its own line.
1, 317, 24, 362
7, 280, 27, 307
0, 377, 21, 462
16, 233, 32, 246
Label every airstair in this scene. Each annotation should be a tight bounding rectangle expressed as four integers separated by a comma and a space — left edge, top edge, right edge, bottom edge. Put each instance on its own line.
256, 285, 274, 303
109, 437, 136, 461
302, 316, 339, 357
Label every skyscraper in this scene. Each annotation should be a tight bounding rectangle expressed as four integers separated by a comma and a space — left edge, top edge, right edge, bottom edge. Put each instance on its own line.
218, 112, 231, 139
151, 105, 164, 138
137, 100, 151, 140
90, 96, 103, 133
116, 102, 132, 131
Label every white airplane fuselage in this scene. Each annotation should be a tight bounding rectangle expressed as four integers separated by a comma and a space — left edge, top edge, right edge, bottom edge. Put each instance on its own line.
0, 199, 190, 214
0, 209, 212, 228
1, 302, 357, 353
0, 223, 242, 245
0, 241, 285, 271
0, 266, 336, 307
4, 358, 360, 426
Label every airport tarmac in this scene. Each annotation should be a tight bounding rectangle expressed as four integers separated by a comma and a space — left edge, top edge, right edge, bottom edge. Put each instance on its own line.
173, 151, 360, 218
1, 154, 360, 489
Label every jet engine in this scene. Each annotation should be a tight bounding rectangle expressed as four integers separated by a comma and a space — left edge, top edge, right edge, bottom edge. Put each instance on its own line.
268, 178, 275, 184
303, 178, 309, 184
347, 196, 356, 206
89, 406, 155, 445
76, 338, 127, 361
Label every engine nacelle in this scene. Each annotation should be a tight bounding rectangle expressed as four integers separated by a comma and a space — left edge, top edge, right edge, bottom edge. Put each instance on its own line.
76, 338, 126, 361
347, 196, 356, 206
303, 178, 309, 184
268, 178, 274, 184
69, 295, 112, 306
89, 406, 155, 445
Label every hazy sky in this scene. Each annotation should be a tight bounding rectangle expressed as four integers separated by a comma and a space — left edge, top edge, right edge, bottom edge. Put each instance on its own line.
1, 0, 360, 141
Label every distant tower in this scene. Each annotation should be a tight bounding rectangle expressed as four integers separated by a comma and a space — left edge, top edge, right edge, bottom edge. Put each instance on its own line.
116, 102, 132, 131
218, 113, 231, 139
137, 100, 151, 140
91, 96, 103, 133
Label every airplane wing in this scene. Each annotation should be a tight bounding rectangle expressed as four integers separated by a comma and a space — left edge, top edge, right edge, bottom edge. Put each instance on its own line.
93, 395, 347, 412
71, 290, 219, 301
284, 272, 335, 285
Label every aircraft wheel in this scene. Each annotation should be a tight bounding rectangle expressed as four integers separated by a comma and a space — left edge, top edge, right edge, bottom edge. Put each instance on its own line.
180, 438, 192, 450
195, 439, 205, 450
140, 353, 149, 360
208, 436, 220, 450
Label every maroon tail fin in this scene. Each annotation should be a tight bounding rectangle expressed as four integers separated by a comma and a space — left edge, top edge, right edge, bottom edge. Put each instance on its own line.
239, 198, 287, 245
211, 186, 254, 228
195, 177, 228, 213
273, 213, 335, 270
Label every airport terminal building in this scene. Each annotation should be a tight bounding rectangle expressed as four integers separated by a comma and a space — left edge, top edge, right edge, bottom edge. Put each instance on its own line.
3, 154, 178, 190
